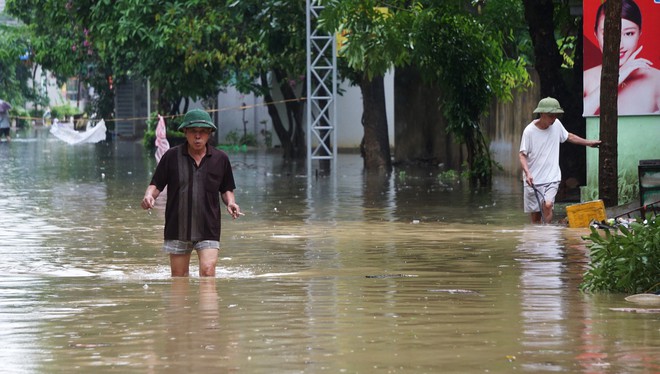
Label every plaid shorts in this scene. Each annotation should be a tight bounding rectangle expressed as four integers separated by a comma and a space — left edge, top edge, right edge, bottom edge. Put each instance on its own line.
162, 240, 220, 255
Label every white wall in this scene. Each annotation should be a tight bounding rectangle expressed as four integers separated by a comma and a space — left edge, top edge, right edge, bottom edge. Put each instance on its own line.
215, 71, 395, 149
215, 86, 271, 146
335, 71, 395, 148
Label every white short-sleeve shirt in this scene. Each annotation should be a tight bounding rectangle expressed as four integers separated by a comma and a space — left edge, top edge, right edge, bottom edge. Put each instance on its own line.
519, 118, 569, 185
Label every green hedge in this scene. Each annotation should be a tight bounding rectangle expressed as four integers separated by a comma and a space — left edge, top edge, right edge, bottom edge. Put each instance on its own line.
50, 104, 79, 120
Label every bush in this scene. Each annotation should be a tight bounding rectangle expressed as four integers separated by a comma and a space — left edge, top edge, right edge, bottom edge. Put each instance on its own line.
437, 169, 461, 184
50, 104, 79, 120
224, 129, 257, 146
224, 130, 241, 145
581, 218, 660, 294
30, 108, 45, 119
10, 107, 30, 128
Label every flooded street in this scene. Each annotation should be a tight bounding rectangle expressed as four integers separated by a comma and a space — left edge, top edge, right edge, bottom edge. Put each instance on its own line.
0, 129, 658, 373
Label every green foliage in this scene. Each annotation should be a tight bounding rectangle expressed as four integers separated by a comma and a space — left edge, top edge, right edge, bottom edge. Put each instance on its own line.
241, 132, 257, 147
321, 0, 529, 183
478, 0, 531, 60
7, 0, 307, 154
6, 0, 114, 116
557, 36, 576, 69
581, 219, 660, 294
224, 129, 257, 146
320, 0, 411, 80
6, 0, 264, 115
260, 128, 273, 148
437, 169, 460, 184
224, 130, 241, 146
0, 23, 48, 109
618, 168, 639, 205
580, 168, 640, 206
50, 104, 79, 120
10, 107, 30, 128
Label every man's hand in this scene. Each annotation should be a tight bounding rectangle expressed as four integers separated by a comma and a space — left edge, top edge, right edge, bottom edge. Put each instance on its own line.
227, 203, 242, 219
142, 195, 156, 210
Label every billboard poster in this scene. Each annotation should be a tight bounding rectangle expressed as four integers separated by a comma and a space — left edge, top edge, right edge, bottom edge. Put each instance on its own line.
583, 0, 660, 116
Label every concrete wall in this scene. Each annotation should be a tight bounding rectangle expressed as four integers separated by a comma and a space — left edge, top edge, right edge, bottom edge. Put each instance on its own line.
584, 117, 660, 205
485, 70, 541, 177
215, 72, 395, 149
215, 86, 271, 146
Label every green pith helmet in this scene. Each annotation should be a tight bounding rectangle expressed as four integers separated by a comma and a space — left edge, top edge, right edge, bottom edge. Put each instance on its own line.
533, 97, 564, 114
178, 109, 217, 130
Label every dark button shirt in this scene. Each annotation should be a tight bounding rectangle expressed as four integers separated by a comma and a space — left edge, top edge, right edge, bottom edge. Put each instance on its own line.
150, 144, 236, 241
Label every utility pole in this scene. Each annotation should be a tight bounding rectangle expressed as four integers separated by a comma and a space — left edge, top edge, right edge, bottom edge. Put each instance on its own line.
306, 0, 338, 178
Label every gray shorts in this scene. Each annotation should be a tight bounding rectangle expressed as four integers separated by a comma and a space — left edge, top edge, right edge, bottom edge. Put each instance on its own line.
162, 240, 220, 255
523, 182, 559, 213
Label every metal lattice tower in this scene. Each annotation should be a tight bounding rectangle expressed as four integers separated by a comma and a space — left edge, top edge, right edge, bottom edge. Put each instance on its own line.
306, 0, 338, 177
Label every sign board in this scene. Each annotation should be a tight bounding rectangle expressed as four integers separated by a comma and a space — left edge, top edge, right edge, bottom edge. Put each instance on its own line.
583, 0, 660, 116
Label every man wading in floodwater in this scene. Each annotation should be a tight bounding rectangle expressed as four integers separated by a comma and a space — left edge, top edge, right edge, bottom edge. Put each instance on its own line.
519, 97, 601, 224
141, 109, 241, 277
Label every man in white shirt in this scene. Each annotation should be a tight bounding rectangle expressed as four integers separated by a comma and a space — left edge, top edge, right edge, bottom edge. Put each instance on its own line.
519, 97, 601, 224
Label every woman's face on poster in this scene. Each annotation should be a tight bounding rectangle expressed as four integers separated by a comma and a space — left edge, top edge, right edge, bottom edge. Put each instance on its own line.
595, 14, 642, 67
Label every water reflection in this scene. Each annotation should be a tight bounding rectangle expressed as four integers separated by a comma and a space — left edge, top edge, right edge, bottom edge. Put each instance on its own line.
158, 278, 227, 371
0, 131, 658, 373
516, 225, 571, 371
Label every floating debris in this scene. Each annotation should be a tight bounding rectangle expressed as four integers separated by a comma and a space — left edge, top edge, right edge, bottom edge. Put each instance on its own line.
624, 293, 660, 306
428, 289, 481, 295
70, 343, 112, 348
610, 308, 660, 314
365, 274, 418, 279
271, 234, 300, 239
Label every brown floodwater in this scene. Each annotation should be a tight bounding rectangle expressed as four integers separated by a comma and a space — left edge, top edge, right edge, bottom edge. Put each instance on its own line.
0, 128, 657, 373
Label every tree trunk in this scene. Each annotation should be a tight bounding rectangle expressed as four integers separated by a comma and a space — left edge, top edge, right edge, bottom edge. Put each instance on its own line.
393, 66, 459, 168
261, 72, 294, 159
260, 70, 306, 160
599, 0, 621, 207
523, 0, 587, 195
274, 69, 306, 159
359, 74, 392, 173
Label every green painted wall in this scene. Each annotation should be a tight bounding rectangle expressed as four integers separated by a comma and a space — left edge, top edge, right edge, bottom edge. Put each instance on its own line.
584, 116, 660, 205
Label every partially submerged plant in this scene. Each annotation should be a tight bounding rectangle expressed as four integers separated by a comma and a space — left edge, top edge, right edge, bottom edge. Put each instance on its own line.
581, 218, 660, 294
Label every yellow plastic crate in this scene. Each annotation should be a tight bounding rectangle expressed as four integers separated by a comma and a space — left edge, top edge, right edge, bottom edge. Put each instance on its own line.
566, 200, 607, 228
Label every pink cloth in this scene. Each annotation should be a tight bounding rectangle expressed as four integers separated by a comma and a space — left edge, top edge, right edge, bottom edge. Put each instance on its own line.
155, 115, 170, 163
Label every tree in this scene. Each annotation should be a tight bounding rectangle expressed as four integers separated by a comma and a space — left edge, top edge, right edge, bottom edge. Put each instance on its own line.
6, 0, 115, 118
86, 0, 262, 114
522, 0, 589, 190
7, 0, 262, 116
8, 0, 313, 160
0, 23, 48, 111
413, 5, 529, 185
395, 0, 531, 171
358, 73, 391, 172
598, 0, 621, 207
320, 2, 402, 173
235, 0, 308, 160
322, 1, 528, 181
